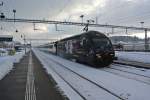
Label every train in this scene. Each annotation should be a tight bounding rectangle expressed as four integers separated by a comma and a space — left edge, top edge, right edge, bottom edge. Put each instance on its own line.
39, 31, 116, 67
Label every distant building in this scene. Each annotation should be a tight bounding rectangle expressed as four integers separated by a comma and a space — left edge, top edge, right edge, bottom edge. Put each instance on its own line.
14, 41, 23, 51
0, 35, 14, 48
0, 35, 13, 42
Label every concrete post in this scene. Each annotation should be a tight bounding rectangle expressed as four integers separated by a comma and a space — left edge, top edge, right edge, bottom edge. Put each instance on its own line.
144, 29, 149, 51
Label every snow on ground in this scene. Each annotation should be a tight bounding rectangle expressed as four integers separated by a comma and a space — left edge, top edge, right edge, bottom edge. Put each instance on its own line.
103, 65, 150, 85
0, 48, 8, 56
33, 49, 150, 100
33, 49, 84, 100
111, 64, 150, 77
0, 50, 26, 80
116, 51, 150, 63
34, 49, 121, 100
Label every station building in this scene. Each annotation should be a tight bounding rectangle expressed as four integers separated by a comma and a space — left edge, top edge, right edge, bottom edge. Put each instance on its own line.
0, 35, 14, 48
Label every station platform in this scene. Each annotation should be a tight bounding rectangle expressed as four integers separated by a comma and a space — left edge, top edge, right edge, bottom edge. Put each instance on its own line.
0, 51, 66, 100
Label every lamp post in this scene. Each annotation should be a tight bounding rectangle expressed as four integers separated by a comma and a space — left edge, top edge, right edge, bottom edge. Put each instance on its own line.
0, 1, 3, 6
21, 34, 26, 54
0, 13, 5, 19
140, 21, 149, 51
13, 9, 16, 22
140, 21, 144, 28
144, 29, 149, 51
0, 1, 4, 30
0, 13, 5, 31
80, 15, 84, 23
95, 16, 98, 24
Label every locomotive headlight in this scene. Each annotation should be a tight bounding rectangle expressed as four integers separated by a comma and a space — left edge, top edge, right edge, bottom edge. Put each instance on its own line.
110, 53, 114, 56
96, 54, 101, 58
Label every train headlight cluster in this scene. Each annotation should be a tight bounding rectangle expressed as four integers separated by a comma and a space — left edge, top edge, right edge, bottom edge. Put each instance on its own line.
96, 54, 101, 58
110, 53, 114, 56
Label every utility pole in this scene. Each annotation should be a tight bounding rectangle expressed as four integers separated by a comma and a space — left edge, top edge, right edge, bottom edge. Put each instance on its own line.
24, 35, 26, 54
0, 1, 4, 30
96, 17, 98, 24
112, 27, 114, 34
0, 12, 5, 19
21, 34, 26, 54
30, 38, 32, 51
140, 22, 149, 51
0, 1, 3, 10
144, 29, 149, 51
140, 22, 144, 28
125, 28, 128, 34
13, 9, 16, 22
80, 15, 84, 24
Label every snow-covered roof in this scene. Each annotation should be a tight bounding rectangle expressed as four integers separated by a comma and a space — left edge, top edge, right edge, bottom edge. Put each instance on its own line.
0, 35, 13, 38
0, 35, 13, 42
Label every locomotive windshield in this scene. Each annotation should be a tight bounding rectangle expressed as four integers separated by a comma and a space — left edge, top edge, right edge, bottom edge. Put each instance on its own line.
92, 38, 112, 50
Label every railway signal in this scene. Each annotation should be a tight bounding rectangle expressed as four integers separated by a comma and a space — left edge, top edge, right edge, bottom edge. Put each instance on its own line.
0, 13, 5, 19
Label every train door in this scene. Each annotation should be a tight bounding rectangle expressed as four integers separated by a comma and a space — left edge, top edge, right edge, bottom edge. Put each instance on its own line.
65, 40, 73, 54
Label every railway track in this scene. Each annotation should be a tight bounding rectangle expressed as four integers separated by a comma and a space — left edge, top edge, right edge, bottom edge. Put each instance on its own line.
40, 49, 150, 84
101, 67, 150, 85
40, 53, 124, 100
101, 63, 150, 85
114, 60, 150, 69
34, 49, 150, 100
112, 63, 147, 71
111, 63, 150, 78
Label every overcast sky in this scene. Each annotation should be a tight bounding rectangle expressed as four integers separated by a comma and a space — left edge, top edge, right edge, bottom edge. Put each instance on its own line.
0, 0, 150, 44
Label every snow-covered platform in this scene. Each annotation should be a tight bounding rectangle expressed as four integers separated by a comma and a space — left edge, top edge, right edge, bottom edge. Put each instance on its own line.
0, 51, 26, 80
0, 51, 66, 100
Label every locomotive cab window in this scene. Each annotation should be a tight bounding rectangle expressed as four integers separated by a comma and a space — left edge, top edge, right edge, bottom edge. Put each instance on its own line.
92, 38, 112, 50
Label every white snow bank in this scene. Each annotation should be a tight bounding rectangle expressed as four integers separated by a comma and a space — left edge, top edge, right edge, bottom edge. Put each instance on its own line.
0, 51, 26, 80
0, 48, 8, 56
116, 51, 150, 63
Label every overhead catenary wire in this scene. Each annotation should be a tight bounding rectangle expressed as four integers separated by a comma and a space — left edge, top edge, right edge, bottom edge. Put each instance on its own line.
1, 18, 150, 31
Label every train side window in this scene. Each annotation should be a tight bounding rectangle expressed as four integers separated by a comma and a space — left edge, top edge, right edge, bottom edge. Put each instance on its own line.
72, 40, 80, 49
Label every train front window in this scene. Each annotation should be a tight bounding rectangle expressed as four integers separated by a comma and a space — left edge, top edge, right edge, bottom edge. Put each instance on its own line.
92, 38, 112, 50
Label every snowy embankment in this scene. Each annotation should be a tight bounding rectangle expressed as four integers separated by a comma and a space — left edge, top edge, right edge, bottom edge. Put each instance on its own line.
33, 48, 150, 100
116, 51, 150, 63
0, 51, 26, 80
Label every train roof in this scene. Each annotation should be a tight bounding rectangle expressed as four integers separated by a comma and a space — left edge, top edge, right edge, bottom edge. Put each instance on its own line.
58, 31, 107, 42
